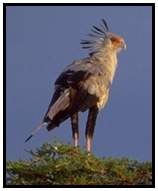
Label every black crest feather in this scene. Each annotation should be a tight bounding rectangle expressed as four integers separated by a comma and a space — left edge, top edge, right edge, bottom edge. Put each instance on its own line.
81, 19, 109, 53
102, 18, 109, 31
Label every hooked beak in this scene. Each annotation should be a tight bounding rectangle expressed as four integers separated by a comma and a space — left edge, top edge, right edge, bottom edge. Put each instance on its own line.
123, 42, 127, 50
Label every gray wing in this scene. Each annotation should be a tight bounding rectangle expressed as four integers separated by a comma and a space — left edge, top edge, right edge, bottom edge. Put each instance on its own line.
55, 58, 104, 88
44, 58, 109, 129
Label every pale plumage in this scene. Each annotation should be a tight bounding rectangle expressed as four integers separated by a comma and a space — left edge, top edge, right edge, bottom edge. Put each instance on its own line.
25, 19, 126, 152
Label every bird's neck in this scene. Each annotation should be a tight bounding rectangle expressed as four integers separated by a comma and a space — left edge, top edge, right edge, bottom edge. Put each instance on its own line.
91, 48, 118, 83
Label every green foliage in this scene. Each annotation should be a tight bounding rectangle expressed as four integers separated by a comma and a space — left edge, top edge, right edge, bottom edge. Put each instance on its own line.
6, 142, 152, 185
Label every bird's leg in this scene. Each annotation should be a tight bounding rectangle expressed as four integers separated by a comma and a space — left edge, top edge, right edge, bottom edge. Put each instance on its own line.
71, 112, 79, 147
85, 106, 98, 152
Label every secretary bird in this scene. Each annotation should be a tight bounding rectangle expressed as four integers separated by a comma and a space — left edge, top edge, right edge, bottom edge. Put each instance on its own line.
25, 19, 126, 152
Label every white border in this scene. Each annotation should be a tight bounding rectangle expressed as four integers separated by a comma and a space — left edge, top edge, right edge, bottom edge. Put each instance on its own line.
0, 0, 157, 190
0, 0, 157, 3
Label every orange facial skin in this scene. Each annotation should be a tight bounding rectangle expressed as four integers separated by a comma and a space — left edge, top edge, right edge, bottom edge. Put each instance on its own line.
110, 36, 126, 49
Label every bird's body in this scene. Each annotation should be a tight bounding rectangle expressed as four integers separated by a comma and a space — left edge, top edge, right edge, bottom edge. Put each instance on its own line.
44, 51, 116, 129
25, 19, 126, 152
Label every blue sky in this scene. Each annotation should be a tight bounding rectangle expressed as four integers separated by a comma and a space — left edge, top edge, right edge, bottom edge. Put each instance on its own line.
6, 5, 152, 161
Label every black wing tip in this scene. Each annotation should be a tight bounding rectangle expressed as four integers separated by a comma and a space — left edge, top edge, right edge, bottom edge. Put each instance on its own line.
25, 135, 33, 143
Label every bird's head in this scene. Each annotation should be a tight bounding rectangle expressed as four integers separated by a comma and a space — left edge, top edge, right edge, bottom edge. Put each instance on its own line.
106, 32, 126, 52
81, 19, 126, 54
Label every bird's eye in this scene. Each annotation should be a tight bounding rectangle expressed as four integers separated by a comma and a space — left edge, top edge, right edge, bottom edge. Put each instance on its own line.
110, 36, 123, 48
110, 37, 120, 44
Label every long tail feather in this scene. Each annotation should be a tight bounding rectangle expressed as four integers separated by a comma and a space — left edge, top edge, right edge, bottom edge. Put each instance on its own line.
25, 89, 70, 142
25, 122, 48, 143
